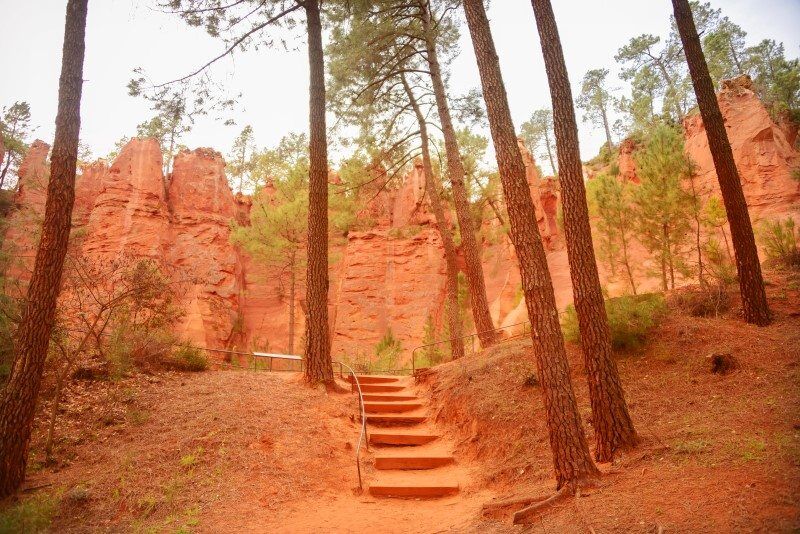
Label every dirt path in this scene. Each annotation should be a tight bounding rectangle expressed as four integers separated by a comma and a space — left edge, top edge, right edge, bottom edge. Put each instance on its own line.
205, 374, 500, 533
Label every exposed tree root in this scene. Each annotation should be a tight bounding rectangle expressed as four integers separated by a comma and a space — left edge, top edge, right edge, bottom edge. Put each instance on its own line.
482, 494, 549, 515
511, 479, 598, 524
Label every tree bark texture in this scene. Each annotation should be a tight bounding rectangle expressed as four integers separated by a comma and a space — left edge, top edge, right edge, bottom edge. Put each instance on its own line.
531, 0, 638, 462
0, 0, 88, 499
463, 0, 598, 487
401, 74, 465, 361
419, 0, 497, 348
303, 0, 334, 383
672, 0, 770, 326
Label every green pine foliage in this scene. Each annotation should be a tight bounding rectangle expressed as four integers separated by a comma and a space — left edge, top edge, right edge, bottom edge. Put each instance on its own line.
633, 123, 693, 290
562, 293, 667, 351
758, 217, 800, 269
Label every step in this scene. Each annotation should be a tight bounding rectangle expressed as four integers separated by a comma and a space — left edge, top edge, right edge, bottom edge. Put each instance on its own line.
362, 394, 418, 402
364, 402, 423, 414
356, 384, 406, 393
366, 413, 427, 425
369, 431, 440, 446
346, 375, 402, 384
369, 482, 459, 498
374, 454, 454, 470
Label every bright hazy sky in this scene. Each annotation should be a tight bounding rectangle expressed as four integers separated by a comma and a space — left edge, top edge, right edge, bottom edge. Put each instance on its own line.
1, 0, 798, 173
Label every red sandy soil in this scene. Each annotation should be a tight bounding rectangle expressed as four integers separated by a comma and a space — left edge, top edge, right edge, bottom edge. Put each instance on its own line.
3, 270, 798, 533
427, 270, 800, 532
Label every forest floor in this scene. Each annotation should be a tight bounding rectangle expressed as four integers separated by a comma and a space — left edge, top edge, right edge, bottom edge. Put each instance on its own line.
0, 269, 798, 533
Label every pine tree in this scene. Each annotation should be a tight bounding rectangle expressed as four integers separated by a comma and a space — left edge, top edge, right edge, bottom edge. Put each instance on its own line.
418, 0, 497, 348
633, 124, 692, 290
590, 174, 638, 295
303, 0, 334, 384
0, 0, 88, 498
531, 0, 638, 463
672, 0, 771, 325
462, 0, 598, 504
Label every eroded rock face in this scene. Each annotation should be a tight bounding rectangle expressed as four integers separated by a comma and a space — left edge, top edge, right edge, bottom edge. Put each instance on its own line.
82, 138, 170, 261
330, 227, 447, 362
3, 140, 51, 286
518, 138, 561, 250
169, 148, 243, 349
683, 75, 799, 220
617, 137, 639, 184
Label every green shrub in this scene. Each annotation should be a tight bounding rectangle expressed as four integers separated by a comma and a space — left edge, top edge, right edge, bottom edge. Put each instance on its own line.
170, 345, 209, 372
373, 328, 402, 371
758, 217, 800, 269
0, 492, 58, 533
562, 293, 667, 351
416, 315, 446, 369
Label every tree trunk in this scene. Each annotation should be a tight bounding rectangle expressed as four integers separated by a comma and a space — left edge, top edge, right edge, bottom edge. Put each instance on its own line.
601, 106, 613, 148
303, 0, 334, 384
419, 1, 496, 348
531, 0, 638, 462
44, 366, 69, 462
0, 0, 88, 499
463, 0, 598, 488
730, 44, 743, 74
401, 74, 465, 361
0, 152, 10, 190
672, 0, 770, 325
620, 234, 638, 295
288, 252, 296, 355
721, 225, 733, 261
688, 176, 705, 286
544, 130, 557, 175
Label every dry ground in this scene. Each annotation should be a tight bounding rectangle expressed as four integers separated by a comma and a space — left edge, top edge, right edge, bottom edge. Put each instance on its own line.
427, 271, 800, 532
0, 271, 798, 533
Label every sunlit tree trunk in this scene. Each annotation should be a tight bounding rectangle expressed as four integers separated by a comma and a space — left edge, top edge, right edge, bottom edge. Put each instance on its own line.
463, 0, 598, 488
671, 0, 770, 325
531, 0, 638, 462
303, 0, 334, 383
0, 0, 88, 498
419, 0, 496, 348
401, 74, 465, 361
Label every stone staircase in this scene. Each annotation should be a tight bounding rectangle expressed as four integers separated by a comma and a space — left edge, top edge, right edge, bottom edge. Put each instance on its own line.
348, 374, 460, 498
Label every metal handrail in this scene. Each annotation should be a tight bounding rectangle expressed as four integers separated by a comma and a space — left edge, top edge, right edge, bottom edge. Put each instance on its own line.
334, 360, 369, 491
411, 320, 533, 373
196, 347, 304, 372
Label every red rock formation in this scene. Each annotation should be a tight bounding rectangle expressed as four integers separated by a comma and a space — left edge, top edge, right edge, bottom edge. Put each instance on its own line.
168, 148, 243, 349
617, 137, 640, 183
82, 138, 170, 261
684, 75, 800, 221
392, 159, 434, 228
517, 138, 561, 250
330, 227, 447, 362
3, 140, 51, 287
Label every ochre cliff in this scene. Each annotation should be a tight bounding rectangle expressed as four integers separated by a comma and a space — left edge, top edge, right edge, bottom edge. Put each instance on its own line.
683, 75, 800, 221
4, 78, 796, 361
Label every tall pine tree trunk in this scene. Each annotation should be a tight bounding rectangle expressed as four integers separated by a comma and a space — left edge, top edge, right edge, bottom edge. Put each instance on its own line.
463, 0, 598, 488
303, 0, 334, 383
401, 74, 465, 361
0, 0, 88, 498
288, 251, 296, 355
671, 0, 770, 325
601, 106, 613, 148
531, 0, 637, 462
419, 1, 496, 348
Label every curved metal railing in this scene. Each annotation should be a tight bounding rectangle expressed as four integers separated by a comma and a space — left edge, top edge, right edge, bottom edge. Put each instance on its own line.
334, 360, 369, 491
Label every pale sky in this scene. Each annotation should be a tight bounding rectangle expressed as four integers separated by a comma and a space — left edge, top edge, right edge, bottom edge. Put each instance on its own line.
1, 0, 798, 173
